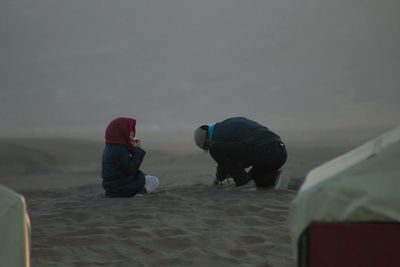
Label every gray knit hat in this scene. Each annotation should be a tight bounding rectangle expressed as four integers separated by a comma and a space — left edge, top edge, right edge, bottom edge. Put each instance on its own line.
193, 125, 208, 150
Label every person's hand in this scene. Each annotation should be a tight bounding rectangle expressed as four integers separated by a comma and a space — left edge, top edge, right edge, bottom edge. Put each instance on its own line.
214, 178, 222, 186
214, 177, 232, 186
131, 137, 141, 148
132, 138, 142, 147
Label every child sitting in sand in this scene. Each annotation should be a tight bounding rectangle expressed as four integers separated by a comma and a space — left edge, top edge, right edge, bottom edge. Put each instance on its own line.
101, 117, 159, 197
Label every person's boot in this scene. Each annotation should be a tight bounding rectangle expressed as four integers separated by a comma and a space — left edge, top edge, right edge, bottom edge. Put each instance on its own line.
233, 172, 253, 186
254, 170, 282, 187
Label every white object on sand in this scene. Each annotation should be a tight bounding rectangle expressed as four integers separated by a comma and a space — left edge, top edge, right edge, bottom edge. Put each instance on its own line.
144, 175, 160, 193
274, 175, 290, 191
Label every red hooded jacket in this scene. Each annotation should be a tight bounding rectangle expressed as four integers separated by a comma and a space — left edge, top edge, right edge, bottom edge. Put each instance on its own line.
102, 117, 146, 197
105, 117, 136, 147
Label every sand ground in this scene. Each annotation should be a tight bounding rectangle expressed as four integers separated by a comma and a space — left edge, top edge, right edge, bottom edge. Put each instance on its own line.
0, 138, 351, 267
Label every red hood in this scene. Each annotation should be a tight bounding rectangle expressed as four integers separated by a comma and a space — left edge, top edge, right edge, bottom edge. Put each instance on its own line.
105, 117, 136, 147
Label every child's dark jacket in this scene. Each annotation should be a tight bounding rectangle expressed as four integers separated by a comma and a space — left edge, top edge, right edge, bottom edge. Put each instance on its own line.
101, 144, 146, 197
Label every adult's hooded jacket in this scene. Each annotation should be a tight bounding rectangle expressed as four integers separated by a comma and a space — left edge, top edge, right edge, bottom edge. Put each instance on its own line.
209, 117, 284, 185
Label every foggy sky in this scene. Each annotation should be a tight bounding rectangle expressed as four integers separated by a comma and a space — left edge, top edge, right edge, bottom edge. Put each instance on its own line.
1, 0, 399, 148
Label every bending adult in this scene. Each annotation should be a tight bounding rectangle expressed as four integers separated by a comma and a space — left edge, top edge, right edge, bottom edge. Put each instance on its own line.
194, 117, 287, 187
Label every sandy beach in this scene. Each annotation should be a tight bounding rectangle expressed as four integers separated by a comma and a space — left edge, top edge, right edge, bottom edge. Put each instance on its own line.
1, 0, 398, 265
0, 138, 351, 267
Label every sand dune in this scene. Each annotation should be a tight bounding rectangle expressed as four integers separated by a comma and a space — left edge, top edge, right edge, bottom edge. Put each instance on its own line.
0, 138, 349, 266
25, 184, 295, 267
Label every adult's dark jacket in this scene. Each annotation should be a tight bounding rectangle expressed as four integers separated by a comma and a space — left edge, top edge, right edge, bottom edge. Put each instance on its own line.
101, 144, 146, 197
209, 117, 285, 186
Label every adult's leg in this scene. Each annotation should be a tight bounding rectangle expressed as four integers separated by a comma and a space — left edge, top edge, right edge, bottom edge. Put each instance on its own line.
249, 142, 287, 188
249, 167, 282, 187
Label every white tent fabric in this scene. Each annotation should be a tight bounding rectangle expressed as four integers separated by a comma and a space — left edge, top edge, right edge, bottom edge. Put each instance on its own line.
0, 185, 31, 267
289, 126, 400, 250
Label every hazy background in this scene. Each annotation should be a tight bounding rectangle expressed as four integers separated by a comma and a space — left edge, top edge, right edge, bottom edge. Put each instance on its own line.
1, 0, 399, 151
